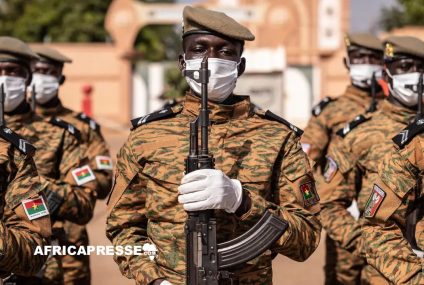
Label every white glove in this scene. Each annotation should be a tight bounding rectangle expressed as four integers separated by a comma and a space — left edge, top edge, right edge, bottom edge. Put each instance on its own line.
178, 169, 243, 213
160, 281, 174, 285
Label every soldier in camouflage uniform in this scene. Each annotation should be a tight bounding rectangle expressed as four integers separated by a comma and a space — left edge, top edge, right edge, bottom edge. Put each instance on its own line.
361, 37, 424, 284
30, 46, 113, 285
318, 36, 424, 285
0, 37, 98, 285
106, 6, 321, 285
0, 37, 52, 281
301, 33, 384, 285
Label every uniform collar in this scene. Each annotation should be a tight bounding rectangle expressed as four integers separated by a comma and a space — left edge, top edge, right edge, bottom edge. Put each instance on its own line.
36, 98, 65, 117
380, 99, 416, 124
5, 108, 35, 128
181, 92, 252, 123
344, 85, 373, 108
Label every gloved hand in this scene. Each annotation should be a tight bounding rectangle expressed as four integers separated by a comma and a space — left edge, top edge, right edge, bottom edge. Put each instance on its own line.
178, 169, 243, 213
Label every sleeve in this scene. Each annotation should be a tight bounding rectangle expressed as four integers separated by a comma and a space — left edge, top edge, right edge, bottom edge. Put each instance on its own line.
86, 129, 113, 200
0, 151, 51, 276
361, 146, 424, 284
301, 112, 330, 162
238, 133, 322, 261
318, 140, 362, 255
44, 133, 97, 225
106, 135, 163, 285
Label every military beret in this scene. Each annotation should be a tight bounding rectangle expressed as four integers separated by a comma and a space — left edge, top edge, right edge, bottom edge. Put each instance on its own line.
32, 46, 72, 64
383, 36, 424, 61
182, 6, 255, 42
345, 33, 383, 52
0, 36, 39, 63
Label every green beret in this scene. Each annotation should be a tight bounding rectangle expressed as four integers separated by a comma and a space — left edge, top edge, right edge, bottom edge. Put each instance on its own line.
383, 36, 424, 61
345, 33, 383, 52
0, 36, 39, 64
32, 46, 72, 64
182, 6, 255, 42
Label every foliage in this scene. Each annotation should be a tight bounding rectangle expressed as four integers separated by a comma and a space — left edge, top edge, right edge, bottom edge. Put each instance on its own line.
380, 0, 424, 31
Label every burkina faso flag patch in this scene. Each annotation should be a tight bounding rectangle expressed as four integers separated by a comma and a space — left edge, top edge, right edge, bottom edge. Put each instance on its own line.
72, 165, 96, 186
300, 181, 320, 208
95, 155, 113, 170
22, 196, 49, 220
364, 184, 386, 218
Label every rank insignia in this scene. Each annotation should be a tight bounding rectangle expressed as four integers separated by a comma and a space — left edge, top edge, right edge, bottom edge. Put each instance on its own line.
72, 165, 96, 186
96, 155, 113, 170
364, 184, 386, 218
300, 181, 319, 208
22, 196, 49, 220
323, 156, 338, 183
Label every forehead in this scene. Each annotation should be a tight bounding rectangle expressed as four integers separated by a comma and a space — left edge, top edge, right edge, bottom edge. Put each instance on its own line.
348, 47, 381, 56
183, 33, 241, 48
33, 60, 61, 69
0, 60, 27, 69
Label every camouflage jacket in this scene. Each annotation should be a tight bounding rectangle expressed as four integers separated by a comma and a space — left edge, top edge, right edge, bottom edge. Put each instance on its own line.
36, 99, 113, 199
0, 129, 51, 277
319, 100, 415, 255
5, 108, 97, 224
106, 93, 322, 285
301, 85, 382, 166
362, 133, 424, 284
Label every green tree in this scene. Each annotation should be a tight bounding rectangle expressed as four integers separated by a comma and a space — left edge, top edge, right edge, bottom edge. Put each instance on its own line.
380, 0, 424, 31
0, 0, 112, 42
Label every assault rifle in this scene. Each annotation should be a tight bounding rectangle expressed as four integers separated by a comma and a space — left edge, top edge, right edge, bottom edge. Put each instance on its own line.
0, 84, 5, 127
30, 85, 36, 112
184, 57, 288, 284
367, 72, 378, 113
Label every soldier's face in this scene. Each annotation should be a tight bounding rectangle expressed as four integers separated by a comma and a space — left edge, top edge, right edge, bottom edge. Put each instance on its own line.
387, 57, 424, 76
32, 61, 62, 78
0, 61, 30, 82
179, 34, 246, 77
347, 48, 383, 65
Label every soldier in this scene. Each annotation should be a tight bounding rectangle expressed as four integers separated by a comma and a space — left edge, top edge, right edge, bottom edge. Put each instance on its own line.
106, 6, 321, 285
301, 33, 384, 285
30, 46, 113, 285
0, 37, 52, 280
318, 36, 424, 285
361, 37, 424, 284
0, 37, 98, 285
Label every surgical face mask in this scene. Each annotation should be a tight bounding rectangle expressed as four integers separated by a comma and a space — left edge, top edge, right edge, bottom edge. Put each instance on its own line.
349, 64, 382, 88
387, 69, 420, 107
0, 76, 26, 112
31, 73, 59, 104
184, 55, 239, 102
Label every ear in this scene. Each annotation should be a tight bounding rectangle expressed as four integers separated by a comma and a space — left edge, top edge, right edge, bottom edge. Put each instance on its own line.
343, 57, 349, 70
237, 57, 246, 77
178, 54, 185, 74
58, 75, 65, 85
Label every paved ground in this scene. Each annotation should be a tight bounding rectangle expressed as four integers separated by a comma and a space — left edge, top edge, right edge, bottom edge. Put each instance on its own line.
87, 127, 325, 285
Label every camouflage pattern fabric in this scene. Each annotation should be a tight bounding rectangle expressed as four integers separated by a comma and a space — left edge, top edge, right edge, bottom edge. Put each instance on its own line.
302, 85, 383, 284
106, 93, 322, 285
5, 109, 97, 284
320, 100, 415, 285
362, 135, 424, 284
0, 136, 51, 277
37, 99, 112, 285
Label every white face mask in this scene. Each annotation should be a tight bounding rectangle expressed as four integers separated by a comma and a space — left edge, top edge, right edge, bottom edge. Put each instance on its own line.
0, 76, 26, 112
387, 70, 421, 107
31, 73, 60, 104
184, 56, 239, 102
349, 64, 382, 88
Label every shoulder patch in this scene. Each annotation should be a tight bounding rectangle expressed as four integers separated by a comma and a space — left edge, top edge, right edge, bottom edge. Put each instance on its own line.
49, 117, 81, 140
392, 118, 424, 149
76, 113, 100, 132
300, 181, 320, 208
336, 114, 369, 138
257, 110, 303, 137
0, 127, 36, 155
130, 106, 182, 130
312, 97, 335, 117
364, 184, 386, 218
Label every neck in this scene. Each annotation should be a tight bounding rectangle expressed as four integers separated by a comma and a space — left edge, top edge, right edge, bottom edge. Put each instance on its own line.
387, 94, 417, 111
6, 101, 31, 116
191, 90, 236, 105
39, 95, 60, 109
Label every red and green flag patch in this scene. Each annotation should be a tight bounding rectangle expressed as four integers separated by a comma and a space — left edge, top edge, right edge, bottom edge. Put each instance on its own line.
364, 184, 386, 218
300, 181, 320, 208
72, 165, 96, 186
22, 196, 49, 220
95, 155, 113, 170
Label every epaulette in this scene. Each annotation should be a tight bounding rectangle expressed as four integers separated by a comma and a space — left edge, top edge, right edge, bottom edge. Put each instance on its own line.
336, 114, 369, 138
131, 106, 183, 130
255, 108, 303, 137
392, 118, 424, 149
0, 127, 36, 155
49, 117, 81, 140
76, 113, 100, 132
312, 97, 335, 117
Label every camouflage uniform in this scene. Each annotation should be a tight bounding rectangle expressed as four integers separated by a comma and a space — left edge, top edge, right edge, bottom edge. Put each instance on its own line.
320, 100, 415, 284
0, 128, 51, 278
301, 85, 382, 285
6, 108, 97, 284
106, 93, 322, 285
36, 99, 112, 285
361, 131, 424, 284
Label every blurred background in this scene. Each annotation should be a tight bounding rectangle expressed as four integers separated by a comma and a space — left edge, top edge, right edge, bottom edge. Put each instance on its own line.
1, 0, 424, 284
